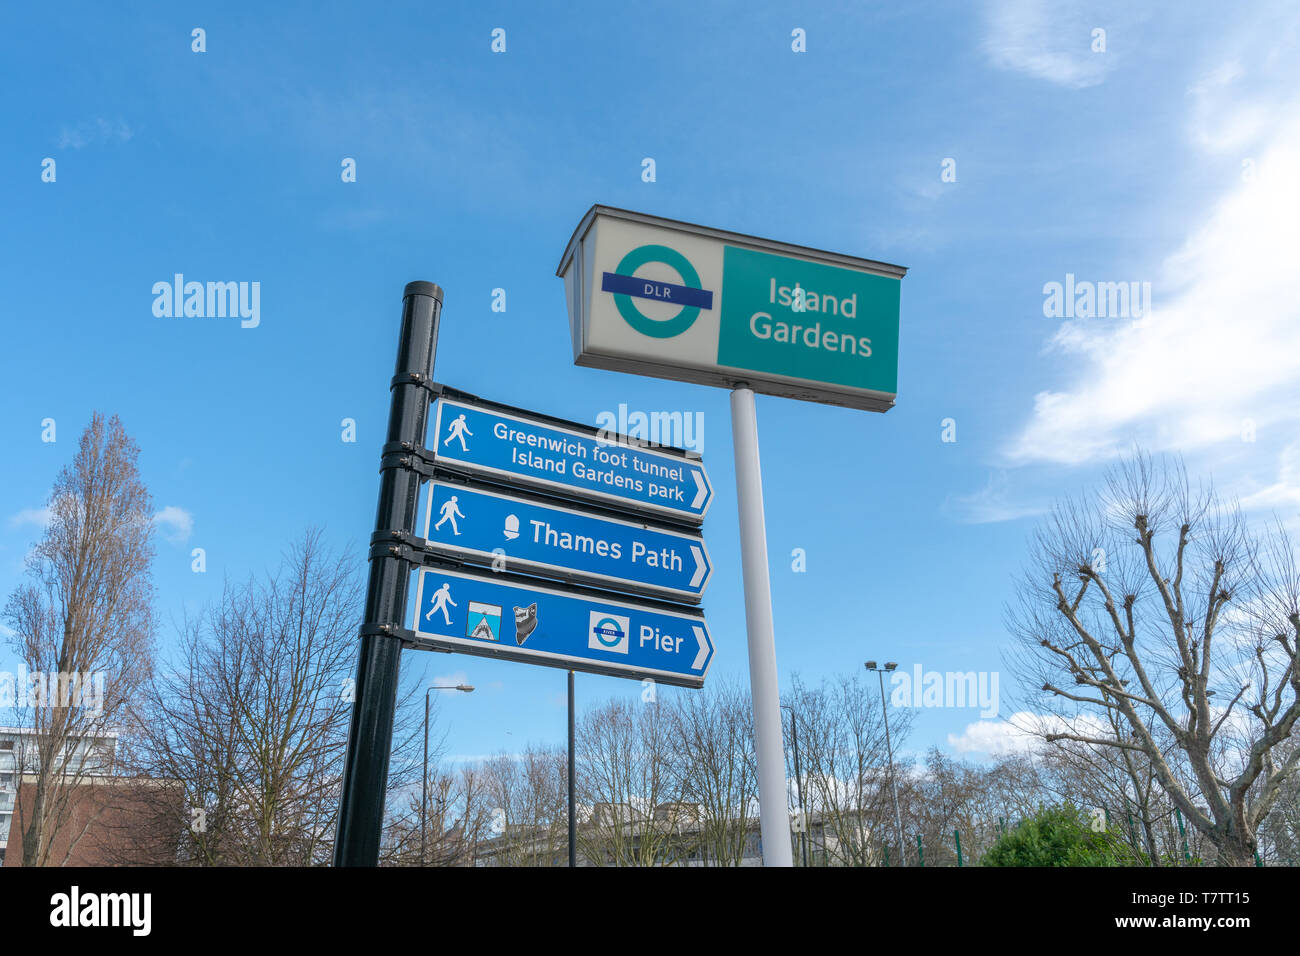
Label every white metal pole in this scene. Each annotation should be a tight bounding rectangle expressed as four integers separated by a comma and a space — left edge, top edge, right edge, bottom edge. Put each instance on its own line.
730, 385, 793, 867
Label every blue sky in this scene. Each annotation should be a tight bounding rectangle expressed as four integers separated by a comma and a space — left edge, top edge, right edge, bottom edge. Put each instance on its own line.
3, 1, 1300, 767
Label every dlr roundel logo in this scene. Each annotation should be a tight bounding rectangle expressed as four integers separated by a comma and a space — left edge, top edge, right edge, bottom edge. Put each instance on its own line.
600, 244, 715, 339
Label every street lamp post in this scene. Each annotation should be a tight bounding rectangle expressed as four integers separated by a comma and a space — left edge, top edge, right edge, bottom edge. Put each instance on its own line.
781, 703, 810, 868
423, 682, 474, 866
865, 661, 905, 866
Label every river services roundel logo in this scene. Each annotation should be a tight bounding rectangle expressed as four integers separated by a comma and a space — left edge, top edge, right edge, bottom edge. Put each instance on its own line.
600, 244, 715, 338
589, 611, 630, 655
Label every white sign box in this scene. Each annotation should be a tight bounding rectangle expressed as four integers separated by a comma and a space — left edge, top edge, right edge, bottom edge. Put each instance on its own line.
557, 205, 907, 412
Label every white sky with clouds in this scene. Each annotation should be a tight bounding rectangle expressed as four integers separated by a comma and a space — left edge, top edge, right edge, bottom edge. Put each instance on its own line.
950, 2, 1300, 754
999, 8, 1300, 484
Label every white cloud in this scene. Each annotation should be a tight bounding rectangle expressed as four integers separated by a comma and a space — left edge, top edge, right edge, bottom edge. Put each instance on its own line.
949, 716, 1041, 755
1187, 61, 1272, 153
1238, 440, 1300, 516
57, 117, 132, 149
153, 506, 194, 544
949, 710, 1115, 755
1005, 101, 1300, 467
944, 471, 1048, 524
8, 507, 51, 530
982, 0, 1120, 89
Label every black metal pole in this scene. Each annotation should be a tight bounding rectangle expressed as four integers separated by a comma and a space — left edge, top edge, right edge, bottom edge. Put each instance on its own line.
334, 281, 443, 867
568, 669, 576, 867
422, 687, 432, 866
791, 713, 808, 868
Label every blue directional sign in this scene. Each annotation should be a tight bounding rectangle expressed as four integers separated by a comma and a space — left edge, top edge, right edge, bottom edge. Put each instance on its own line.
422, 481, 712, 603
429, 397, 712, 524
410, 566, 715, 687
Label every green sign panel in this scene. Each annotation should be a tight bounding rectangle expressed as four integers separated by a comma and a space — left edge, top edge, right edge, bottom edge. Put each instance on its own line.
717, 246, 900, 396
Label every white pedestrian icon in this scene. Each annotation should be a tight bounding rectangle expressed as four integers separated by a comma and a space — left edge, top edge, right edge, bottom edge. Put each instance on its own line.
444, 414, 473, 452
426, 582, 457, 626
435, 495, 465, 535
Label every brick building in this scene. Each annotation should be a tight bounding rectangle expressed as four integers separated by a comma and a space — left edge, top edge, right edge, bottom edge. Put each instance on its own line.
0, 728, 184, 866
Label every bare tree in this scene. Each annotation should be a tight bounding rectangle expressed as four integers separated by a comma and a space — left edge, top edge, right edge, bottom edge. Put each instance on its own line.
386, 761, 494, 867
1035, 706, 1183, 863
4, 413, 155, 866
785, 674, 910, 866
1255, 737, 1300, 864
1009, 450, 1300, 865
670, 680, 757, 866
432, 764, 495, 865
982, 751, 1048, 827
479, 745, 567, 866
577, 697, 681, 865
906, 749, 961, 866
131, 531, 369, 865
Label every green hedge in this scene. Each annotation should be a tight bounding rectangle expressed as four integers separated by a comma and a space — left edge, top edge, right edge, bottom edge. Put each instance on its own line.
981, 805, 1148, 867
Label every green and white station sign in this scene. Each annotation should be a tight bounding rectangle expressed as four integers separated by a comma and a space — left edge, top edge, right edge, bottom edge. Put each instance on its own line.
557, 206, 906, 412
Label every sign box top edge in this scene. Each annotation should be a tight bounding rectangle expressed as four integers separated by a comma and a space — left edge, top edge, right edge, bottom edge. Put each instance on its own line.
555, 203, 909, 282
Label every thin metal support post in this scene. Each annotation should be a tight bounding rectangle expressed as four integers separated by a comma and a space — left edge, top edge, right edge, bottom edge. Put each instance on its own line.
730, 386, 792, 867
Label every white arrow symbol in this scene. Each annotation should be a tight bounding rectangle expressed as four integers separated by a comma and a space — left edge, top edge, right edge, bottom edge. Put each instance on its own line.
691, 625, 710, 670
689, 545, 707, 590
690, 470, 708, 509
